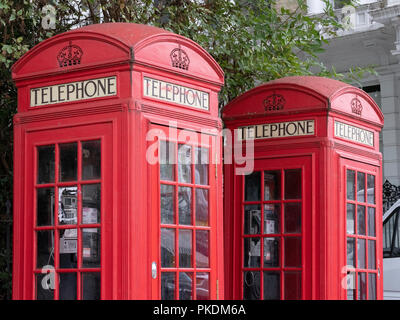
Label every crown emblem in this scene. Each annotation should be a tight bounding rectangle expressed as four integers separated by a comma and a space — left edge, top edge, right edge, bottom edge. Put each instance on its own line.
351, 98, 363, 116
57, 41, 83, 67
170, 47, 190, 70
264, 93, 285, 111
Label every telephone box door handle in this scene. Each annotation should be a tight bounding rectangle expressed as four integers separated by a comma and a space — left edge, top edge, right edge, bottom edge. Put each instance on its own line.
152, 261, 157, 279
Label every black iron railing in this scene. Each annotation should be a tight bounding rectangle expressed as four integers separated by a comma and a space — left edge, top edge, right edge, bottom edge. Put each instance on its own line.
383, 180, 400, 213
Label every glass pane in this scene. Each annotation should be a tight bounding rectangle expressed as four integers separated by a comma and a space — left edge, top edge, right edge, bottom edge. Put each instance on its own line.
368, 240, 376, 270
347, 238, 355, 268
82, 140, 101, 180
357, 172, 365, 202
243, 271, 260, 300
179, 272, 193, 300
284, 203, 301, 234
59, 142, 77, 182
245, 171, 261, 201
36, 273, 54, 300
82, 272, 100, 300
367, 174, 375, 204
263, 272, 280, 300
59, 229, 77, 269
178, 187, 192, 225
37, 188, 54, 226
195, 188, 209, 226
368, 207, 376, 237
264, 237, 280, 267
161, 272, 175, 300
358, 272, 367, 300
284, 271, 301, 300
82, 184, 101, 224
284, 169, 301, 199
195, 147, 209, 185
161, 184, 175, 224
160, 140, 175, 181
196, 272, 210, 300
346, 272, 356, 300
161, 228, 175, 268
244, 237, 260, 268
36, 230, 54, 269
178, 144, 191, 183
368, 273, 376, 300
264, 170, 281, 200
347, 170, 355, 200
196, 230, 209, 268
37, 145, 55, 184
244, 205, 261, 235
82, 228, 101, 268
347, 204, 355, 234
357, 205, 366, 235
264, 204, 280, 234
179, 230, 192, 268
59, 273, 77, 300
58, 186, 77, 225
358, 239, 366, 269
284, 237, 301, 267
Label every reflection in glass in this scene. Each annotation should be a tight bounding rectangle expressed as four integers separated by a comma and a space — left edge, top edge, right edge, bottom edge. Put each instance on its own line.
179, 272, 193, 300
368, 240, 376, 270
160, 141, 175, 181
358, 272, 367, 300
59, 143, 77, 182
161, 228, 175, 268
82, 140, 101, 180
81, 272, 100, 300
244, 237, 260, 268
347, 204, 355, 234
195, 188, 209, 226
161, 272, 175, 300
178, 187, 191, 225
284, 271, 301, 300
264, 204, 280, 234
368, 207, 376, 237
36, 273, 54, 300
358, 205, 366, 235
284, 203, 301, 234
357, 172, 365, 202
196, 230, 209, 268
58, 186, 77, 225
59, 273, 77, 300
347, 170, 355, 200
263, 272, 280, 300
178, 144, 191, 183
358, 239, 366, 269
284, 169, 301, 199
347, 273, 356, 300
284, 237, 301, 267
82, 228, 101, 268
179, 230, 192, 268
36, 230, 54, 268
82, 184, 101, 224
264, 237, 279, 267
161, 184, 175, 224
37, 145, 55, 184
59, 229, 77, 269
37, 188, 54, 226
369, 273, 376, 300
367, 174, 375, 204
264, 171, 281, 200
243, 271, 260, 300
196, 272, 209, 300
245, 171, 260, 201
195, 147, 209, 185
347, 238, 355, 268
244, 205, 261, 235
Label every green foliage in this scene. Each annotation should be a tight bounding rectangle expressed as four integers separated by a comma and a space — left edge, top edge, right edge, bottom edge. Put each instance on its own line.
0, 0, 375, 299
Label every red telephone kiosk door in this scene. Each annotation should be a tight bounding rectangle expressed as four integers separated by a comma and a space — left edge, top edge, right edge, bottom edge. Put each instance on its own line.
25, 122, 113, 300
149, 124, 218, 300
238, 156, 312, 300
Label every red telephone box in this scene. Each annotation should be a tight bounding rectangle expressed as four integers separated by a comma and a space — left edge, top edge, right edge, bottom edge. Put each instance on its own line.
222, 76, 384, 300
12, 23, 224, 300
